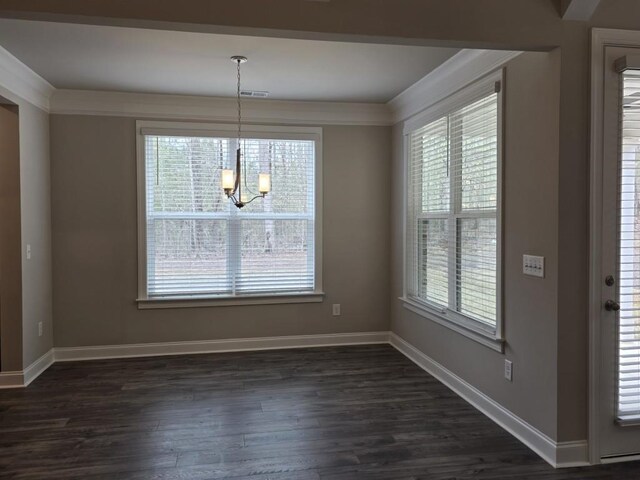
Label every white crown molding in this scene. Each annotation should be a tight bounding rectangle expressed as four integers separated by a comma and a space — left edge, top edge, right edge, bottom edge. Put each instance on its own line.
388, 49, 522, 125
50, 89, 393, 126
0, 44, 520, 126
389, 332, 589, 469
36, 49, 522, 127
0, 45, 54, 112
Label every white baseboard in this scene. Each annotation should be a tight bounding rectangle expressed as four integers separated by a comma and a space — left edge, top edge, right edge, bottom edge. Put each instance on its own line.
23, 349, 55, 386
388, 332, 589, 469
0, 348, 55, 388
1, 330, 590, 469
53, 331, 390, 362
0, 370, 24, 388
556, 440, 590, 467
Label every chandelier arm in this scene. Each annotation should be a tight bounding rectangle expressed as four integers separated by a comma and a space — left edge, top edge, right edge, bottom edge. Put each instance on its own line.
226, 192, 264, 209
242, 194, 267, 206
233, 147, 241, 197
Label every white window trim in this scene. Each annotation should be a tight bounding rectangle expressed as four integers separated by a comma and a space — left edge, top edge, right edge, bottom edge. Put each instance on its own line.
135, 120, 324, 309
400, 69, 504, 352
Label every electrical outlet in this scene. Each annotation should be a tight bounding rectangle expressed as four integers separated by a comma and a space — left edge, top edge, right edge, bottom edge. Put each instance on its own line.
38, 321, 43, 337
26, 244, 31, 260
523, 254, 544, 278
504, 359, 513, 382
332, 304, 341, 316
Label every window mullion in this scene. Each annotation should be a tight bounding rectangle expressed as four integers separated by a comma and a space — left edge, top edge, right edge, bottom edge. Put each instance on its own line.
410, 135, 423, 298
448, 114, 459, 312
146, 137, 157, 296
228, 138, 240, 295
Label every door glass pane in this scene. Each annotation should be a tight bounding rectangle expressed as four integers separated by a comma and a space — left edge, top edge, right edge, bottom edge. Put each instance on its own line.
618, 70, 640, 421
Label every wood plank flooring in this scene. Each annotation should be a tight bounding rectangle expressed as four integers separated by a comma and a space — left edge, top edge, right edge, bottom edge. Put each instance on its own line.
1, 344, 640, 479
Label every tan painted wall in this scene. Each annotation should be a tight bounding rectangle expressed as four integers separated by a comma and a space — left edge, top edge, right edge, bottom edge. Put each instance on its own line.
50, 118, 390, 347
391, 51, 562, 439
0, 103, 22, 372
0, 87, 53, 372
18, 101, 52, 367
12, 0, 640, 443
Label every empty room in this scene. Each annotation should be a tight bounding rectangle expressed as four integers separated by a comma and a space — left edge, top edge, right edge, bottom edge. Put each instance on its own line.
4, 1, 640, 478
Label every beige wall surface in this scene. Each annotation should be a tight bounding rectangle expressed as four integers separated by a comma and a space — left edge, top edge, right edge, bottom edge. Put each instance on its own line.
391, 51, 561, 440
19, 101, 52, 368
11, 0, 640, 445
50, 118, 391, 347
0, 93, 52, 372
0, 103, 22, 372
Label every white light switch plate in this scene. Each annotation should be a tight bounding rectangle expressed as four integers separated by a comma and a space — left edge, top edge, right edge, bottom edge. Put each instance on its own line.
523, 254, 544, 278
504, 359, 513, 382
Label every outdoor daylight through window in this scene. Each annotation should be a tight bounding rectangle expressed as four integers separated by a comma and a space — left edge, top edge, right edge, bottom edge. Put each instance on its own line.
405, 74, 502, 338
138, 124, 319, 302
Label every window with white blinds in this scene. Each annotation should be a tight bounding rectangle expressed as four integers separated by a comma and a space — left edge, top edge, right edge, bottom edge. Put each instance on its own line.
138, 123, 320, 300
618, 69, 640, 421
405, 73, 502, 337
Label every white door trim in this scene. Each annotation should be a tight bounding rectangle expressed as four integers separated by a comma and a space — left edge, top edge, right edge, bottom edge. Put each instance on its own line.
589, 27, 640, 465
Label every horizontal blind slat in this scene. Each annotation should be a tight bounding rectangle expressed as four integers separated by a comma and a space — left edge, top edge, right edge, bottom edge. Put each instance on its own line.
617, 70, 640, 420
145, 135, 316, 297
407, 89, 498, 327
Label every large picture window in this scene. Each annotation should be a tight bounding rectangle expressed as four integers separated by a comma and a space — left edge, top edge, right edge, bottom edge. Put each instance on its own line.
404, 72, 503, 343
136, 122, 322, 307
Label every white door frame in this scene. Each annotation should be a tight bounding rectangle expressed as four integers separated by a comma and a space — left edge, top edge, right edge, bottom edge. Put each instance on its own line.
589, 27, 640, 465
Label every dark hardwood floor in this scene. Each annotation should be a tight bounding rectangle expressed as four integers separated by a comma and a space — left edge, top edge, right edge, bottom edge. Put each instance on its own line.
1, 344, 639, 479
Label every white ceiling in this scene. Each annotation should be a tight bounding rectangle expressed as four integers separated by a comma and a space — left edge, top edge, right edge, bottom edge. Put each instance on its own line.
0, 19, 459, 103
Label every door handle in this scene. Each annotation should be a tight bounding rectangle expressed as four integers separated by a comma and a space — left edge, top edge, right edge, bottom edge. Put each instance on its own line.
605, 299, 620, 312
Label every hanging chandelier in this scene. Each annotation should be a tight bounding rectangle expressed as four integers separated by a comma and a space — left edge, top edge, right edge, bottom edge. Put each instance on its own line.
221, 56, 270, 208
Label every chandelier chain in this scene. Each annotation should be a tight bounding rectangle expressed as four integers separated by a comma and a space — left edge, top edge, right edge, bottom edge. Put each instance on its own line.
224, 55, 268, 208
237, 59, 241, 145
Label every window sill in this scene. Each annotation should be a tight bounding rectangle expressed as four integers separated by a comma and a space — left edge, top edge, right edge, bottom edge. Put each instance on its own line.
137, 292, 325, 310
399, 297, 505, 353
